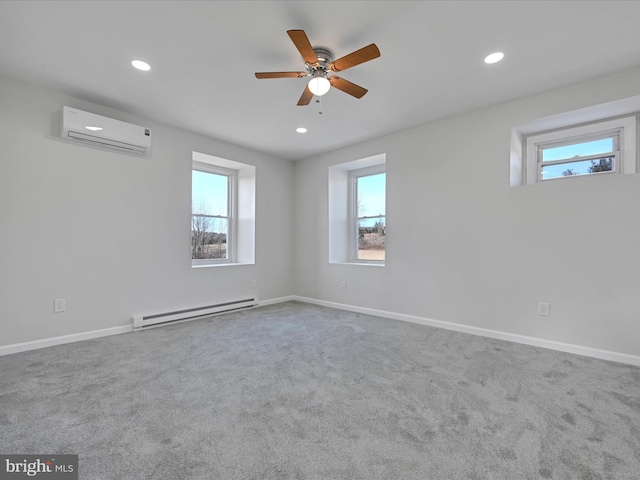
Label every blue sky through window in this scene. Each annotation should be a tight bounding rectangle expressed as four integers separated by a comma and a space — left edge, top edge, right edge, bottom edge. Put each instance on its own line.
192, 170, 228, 216
357, 173, 386, 218
542, 138, 613, 161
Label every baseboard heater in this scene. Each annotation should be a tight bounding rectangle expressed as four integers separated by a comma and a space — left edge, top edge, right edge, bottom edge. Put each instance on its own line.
132, 298, 258, 331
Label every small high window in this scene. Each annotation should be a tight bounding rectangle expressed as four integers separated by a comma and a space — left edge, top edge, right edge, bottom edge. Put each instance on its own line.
539, 134, 617, 180
524, 116, 636, 184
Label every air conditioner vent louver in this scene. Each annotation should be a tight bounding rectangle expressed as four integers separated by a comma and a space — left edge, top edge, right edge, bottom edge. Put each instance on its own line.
61, 106, 151, 156
67, 130, 148, 153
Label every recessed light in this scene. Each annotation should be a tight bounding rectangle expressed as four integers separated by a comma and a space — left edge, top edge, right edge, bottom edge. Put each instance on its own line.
484, 52, 504, 64
85, 126, 103, 131
296, 127, 307, 133
131, 60, 151, 71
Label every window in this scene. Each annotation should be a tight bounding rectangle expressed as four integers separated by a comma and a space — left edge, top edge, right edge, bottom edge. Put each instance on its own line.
191, 152, 256, 267
192, 163, 235, 264
351, 166, 386, 262
328, 153, 386, 265
538, 135, 616, 180
524, 116, 636, 184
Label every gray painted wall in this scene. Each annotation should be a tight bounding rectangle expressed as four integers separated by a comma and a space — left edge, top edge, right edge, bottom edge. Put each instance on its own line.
3, 66, 640, 359
293, 67, 640, 358
0, 76, 295, 346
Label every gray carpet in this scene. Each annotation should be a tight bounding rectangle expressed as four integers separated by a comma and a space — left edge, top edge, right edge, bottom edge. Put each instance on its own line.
1, 301, 639, 479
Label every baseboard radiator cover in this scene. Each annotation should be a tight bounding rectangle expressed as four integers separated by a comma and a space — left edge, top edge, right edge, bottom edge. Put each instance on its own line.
132, 297, 258, 331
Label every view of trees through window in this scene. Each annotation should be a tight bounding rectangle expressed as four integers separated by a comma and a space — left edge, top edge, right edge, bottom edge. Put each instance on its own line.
356, 171, 386, 261
191, 169, 229, 260
561, 157, 613, 177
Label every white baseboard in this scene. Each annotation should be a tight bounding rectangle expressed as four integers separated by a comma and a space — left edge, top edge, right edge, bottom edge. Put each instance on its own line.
0, 297, 293, 356
0, 325, 132, 357
259, 295, 296, 307
3, 296, 639, 367
292, 296, 640, 367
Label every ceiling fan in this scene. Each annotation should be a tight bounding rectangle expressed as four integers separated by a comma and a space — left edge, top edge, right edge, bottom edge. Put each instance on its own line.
255, 29, 380, 106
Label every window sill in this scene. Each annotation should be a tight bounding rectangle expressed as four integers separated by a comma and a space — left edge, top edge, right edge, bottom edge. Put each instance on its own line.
192, 262, 254, 269
329, 261, 385, 267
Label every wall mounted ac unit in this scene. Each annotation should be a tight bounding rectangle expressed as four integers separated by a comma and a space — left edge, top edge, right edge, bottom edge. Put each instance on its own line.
61, 106, 151, 156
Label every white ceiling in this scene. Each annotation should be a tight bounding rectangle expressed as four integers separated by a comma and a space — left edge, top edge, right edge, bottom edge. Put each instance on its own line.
2, 1, 640, 161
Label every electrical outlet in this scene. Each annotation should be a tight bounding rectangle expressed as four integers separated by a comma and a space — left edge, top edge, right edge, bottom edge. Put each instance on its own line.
54, 298, 66, 313
538, 302, 550, 316
340, 281, 347, 291
251, 280, 257, 289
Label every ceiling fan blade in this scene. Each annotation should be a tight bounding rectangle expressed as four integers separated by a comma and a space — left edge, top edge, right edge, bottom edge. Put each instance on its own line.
287, 29, 319, 65
255, 71, 307, 79
328, 44, 380, 72
329, 76, 368, 99
297, 85, 314, 106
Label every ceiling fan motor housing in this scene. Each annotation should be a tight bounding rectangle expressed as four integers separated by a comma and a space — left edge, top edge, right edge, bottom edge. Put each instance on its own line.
307, 47, 334, 74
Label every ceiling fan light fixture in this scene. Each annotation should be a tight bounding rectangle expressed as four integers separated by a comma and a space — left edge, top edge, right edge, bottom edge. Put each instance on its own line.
308, 76, 330, 96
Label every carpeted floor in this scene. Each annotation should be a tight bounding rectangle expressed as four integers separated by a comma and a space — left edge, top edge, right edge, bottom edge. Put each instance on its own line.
1, 301, 639, 479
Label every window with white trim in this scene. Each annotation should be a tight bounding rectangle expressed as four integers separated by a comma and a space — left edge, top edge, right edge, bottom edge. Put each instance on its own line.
192, 162, 235, 264
328, 153, 386, 265
350, 166, 386, 263
525, 116, 637, 184
191, 151, 255, 267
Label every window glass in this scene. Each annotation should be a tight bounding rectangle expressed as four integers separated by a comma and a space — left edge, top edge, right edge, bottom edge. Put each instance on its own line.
536, 133, 619, 181
192, 170, 230, 261
355, 171, 386, 262
192, 170, 228, 215
541, 156, 614, 179
542, 138, 614, 162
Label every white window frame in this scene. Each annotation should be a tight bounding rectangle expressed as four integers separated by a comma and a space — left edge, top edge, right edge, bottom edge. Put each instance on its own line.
328, 153, 386, 266
191, 161, 237, 266
349, 164, 386, 265
525, 116, 636, 185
